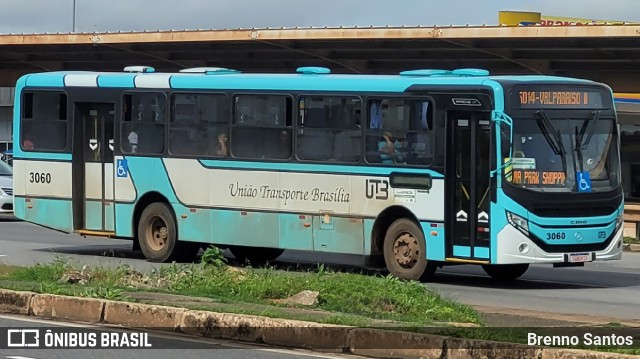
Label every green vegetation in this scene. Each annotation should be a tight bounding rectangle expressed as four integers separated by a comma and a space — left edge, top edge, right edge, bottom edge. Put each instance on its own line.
623, 236, 640, 244
0, 249, 481, 326
1, 250, 639, 355
0, 248, 640, 354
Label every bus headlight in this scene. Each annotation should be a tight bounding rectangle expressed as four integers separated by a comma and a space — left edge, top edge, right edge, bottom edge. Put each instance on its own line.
506, 211, 529, 235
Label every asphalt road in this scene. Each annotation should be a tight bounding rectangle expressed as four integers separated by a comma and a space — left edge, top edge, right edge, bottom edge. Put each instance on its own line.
0, 314, 362, 359
1, 215, 640, 321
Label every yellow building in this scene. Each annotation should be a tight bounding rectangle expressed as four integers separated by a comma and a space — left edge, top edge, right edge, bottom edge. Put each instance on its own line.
498, 11, 636, 26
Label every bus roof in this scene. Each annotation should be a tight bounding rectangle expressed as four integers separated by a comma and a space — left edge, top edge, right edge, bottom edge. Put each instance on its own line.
16, 67, 598, 93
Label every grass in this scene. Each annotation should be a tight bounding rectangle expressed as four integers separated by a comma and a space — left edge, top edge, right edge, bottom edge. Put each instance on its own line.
623, 236, 640, 244
1, 252, 638, 354
0, 251, 481, 326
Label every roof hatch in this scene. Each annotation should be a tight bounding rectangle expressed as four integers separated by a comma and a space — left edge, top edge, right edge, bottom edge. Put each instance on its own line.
123, 66, 156, 73
179, 67, 239, 74
296, 66, 331, 74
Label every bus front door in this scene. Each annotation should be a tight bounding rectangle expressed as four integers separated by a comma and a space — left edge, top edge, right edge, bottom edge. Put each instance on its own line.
73, 103, 115, 233
447, 113, 492, 262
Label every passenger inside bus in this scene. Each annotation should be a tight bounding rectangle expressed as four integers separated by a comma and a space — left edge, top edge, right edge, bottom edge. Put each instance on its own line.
22, 131, 35, 150
216, 132, 228, 157
267, 130, 291, 159
378, 131, 405, 164
127, 127, 139, 153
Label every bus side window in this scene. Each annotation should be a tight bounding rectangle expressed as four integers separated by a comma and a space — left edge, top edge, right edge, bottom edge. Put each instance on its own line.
21, 92, 68, 152
232, 95, 291, 160
296, 96, 361, 163
169, 93, 229, 157
364, 98, 434, 166
121, 93, 166, 155
405, 101, 434, 165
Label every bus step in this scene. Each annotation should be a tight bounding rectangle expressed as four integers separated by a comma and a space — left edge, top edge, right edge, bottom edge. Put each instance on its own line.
76, 230, 116, 238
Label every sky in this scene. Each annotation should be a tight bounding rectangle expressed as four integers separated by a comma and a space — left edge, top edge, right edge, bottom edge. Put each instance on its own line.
0, 0, 639, 34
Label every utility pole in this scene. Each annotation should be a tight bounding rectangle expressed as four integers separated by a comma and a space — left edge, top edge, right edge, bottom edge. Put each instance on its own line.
72, 0, 76, 32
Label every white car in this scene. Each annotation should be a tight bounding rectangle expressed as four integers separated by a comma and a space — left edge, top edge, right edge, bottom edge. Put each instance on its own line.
0, 160, 12, 213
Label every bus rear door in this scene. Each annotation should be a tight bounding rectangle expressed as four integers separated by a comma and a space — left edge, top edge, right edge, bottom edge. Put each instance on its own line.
72, 103, 115, 233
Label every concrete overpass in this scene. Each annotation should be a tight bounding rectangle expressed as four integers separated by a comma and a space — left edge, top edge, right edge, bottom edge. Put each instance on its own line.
2, 25, 640, 89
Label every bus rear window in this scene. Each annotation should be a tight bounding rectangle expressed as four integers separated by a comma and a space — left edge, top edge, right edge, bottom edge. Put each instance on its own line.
21, 92, 68, 152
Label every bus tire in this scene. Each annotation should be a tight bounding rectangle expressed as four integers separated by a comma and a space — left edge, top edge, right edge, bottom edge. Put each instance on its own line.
482, 264, 529, 281
229, 246, 284, 265
383, 218, 428, 281
137, 202, 181, 263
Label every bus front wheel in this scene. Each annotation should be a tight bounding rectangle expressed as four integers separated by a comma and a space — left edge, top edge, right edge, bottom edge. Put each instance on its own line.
482, 264, 529, 281
138, 202, 187, 263
383, 218, 432, 281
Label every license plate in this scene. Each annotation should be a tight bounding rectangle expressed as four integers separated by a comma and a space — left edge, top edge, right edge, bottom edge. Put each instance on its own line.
569, 253, 591, 263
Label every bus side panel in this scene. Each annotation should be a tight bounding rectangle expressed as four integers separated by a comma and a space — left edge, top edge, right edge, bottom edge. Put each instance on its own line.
24, 198, 74, 233
175, 205, 211, 244
113, 156, 137, 238
13, 159, 74, 232
363, 219, 375, 256
13, 197, 26, 221
114, 203, 135, 238
311, 216, 364, 254
421, 221, 445, 261
278, 213, 313, 251
114, 157, 179, 238
211, 210, 279, 248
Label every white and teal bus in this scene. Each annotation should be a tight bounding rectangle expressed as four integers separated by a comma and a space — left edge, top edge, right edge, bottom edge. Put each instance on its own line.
11, 66, 623, 281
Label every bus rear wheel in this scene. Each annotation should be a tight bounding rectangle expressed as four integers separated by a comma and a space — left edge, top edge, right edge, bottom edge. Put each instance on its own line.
229, 246, 284, 265
138, 202, 197, 263
383, 218, 432, 281
482, 264, 529, 281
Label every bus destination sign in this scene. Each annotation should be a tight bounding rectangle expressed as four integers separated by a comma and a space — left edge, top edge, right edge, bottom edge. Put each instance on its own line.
514, 89, 605, 109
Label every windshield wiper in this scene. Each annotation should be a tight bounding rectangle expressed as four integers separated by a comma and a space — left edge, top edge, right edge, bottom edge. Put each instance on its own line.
535, 110, 568, 176
581, 110, 601, 149
535, 110, 564, 156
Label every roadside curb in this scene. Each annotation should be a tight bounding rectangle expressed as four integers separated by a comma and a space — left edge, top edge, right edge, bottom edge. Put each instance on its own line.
0, 288, 636, 359
623, 243, 640, 252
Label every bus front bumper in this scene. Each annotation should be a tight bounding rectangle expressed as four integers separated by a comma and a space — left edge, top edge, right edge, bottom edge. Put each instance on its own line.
495, 225, 623, 265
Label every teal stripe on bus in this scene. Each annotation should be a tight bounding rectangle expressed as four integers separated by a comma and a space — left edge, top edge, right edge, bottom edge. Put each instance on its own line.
24, 73, 67, 87
12, 154, 73, 161
97, 74, 136, 88
197, 159, 444, 178
169, 74, 488, 92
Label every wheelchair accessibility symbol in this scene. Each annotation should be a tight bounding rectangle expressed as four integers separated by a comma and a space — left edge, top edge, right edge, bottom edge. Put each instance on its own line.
116, 159, 128, 178
577, 171, 591, 193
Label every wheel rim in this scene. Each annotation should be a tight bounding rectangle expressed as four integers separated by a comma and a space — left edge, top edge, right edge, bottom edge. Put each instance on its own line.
145, 215, 168, 252
393, 232, 420, 269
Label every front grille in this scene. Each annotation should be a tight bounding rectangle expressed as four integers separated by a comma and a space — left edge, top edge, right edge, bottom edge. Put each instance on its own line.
1, 188, 12, 196
530, 206, 616, 218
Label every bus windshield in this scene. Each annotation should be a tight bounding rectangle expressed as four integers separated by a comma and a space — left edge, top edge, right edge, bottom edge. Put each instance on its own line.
503, 113, 620, 193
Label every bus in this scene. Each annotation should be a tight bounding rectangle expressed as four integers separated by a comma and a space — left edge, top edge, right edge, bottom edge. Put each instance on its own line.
11, 66, 623, 281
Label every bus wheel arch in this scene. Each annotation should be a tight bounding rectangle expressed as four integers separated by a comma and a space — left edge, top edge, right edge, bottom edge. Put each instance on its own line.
133, 192, 199, 263
372, 206, 436, 281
